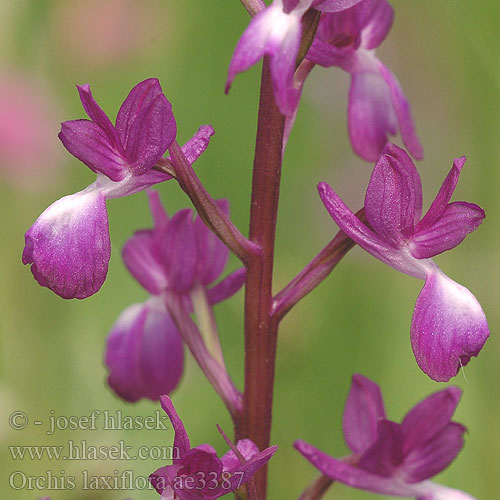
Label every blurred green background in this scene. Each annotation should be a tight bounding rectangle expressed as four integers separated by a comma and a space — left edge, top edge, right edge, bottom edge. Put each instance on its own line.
1, 1, 498, 499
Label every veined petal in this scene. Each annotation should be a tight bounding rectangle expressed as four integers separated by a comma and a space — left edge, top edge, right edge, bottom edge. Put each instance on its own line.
76, 83, 122, 153
181, 125, 215, 165
22, 185, 110, 299
294, 440, 418, 497
377, 62, 423, 160
161, 209, 198, 293
160, 395, 191, 457
365, 144, 423, 245
411, 202, 485, 259
417, 156, 467, 230
411, 270, 489, 382
207, 268, 246, 305
194, 199, 229, 286
105, 300, 184, 402
348, 70, 397, 162
318, 182, 427, 278
402, 422, 466, 483
122, 230, 167, 294
401, 387, 462, 456
343, 374, 386, 454
125, 93, 176, 175
59, 119, 127, 181
358, 420, 404, 477
115, 78, 164, 148
178, 445, 223, 496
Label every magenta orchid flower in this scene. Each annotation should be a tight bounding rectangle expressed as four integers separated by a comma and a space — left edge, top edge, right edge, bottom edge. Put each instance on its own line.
319, 144, 488, 381
226, 0, 364, 115
306, 0, 422, 161
295, 374, 475, 500
22, 79, 214, 299
104, 190, 245, 403
149, 396, 277, 499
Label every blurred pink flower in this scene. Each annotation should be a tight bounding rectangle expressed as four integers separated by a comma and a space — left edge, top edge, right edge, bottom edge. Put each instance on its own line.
0, 73, 63, 190
53, 0, 169, 66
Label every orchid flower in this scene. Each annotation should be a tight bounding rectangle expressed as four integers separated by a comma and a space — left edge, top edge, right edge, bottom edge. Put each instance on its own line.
318, 144, 488, 381
226, 0, 364, 115
105, 190, 245, 403
22, 79, 213, 299
306, 0, 423, 161
149, 396, 277, 499
295, 374, 476, 499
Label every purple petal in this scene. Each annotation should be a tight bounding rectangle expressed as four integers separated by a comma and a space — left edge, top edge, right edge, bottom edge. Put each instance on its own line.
159, 395, 191, 457
402, 422, 466, 483
149, 464, 183, 496
318, 182, 426, 278
161, 209, 198, 293
147, 189, 169, 234
181, 125, 215, 165
365, 144, 423, 245
209, 445, 278, 498
306, 38, 345, 67
194, 199, 229, 286
178, 444, 223, 495
417, 157, 467, 230
23, 187, 110, 299
401, 387, 462, 455
411, 270, 489, 382
226, 6, 277, 93
207, 268, 246, 305
122, 230, 167, 294
411, 202, 485, 259
124, 93, 176, 175
343, 374, 386, 454
270, 13, 302, 115
220, 439, 260, 473
58, 120, 127, 181
105, 300, 184, 402
358, 420, 404, 477
76, 84, 123, 153
359, 0, 394, 50
226, 3, 302, 115
377, 62, 423, 160
348, 69, 397, 162
115, 78, 164, 148
312, 0, 365, 12
294, 440, 417, 497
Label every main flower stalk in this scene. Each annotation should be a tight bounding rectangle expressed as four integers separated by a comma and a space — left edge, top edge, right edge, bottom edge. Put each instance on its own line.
237, 56, 285, 499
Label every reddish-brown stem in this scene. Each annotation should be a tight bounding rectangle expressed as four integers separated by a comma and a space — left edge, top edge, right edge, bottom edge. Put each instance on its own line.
297, 475, 334, 500
236, 56, 285, 499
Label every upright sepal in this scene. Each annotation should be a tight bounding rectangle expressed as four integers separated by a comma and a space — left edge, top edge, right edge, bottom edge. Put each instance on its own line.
343, 373, 386, 454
